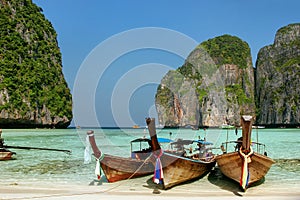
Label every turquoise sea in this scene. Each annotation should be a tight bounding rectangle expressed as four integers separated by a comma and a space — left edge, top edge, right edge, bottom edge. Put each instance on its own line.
0, 128, 299, 190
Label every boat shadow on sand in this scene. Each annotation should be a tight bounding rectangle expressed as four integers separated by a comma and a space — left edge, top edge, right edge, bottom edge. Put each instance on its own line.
208, 167, 265, 196
144, 178, 164, 194
143, 171, 211, 193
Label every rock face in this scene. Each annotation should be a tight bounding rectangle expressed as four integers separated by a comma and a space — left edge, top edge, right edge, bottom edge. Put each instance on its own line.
0, 0, 72, 128
255, 23, 300, 126
155, 35, 255, 127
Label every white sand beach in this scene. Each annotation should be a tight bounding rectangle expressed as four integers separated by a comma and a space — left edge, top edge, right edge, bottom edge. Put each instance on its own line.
1, 175, 299, 200
1, 129, 299, 200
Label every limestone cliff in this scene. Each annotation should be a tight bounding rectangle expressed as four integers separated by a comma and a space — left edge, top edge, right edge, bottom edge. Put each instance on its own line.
0, 0, 72, 128
155, 35, 255, 127
255, 23, 300, 126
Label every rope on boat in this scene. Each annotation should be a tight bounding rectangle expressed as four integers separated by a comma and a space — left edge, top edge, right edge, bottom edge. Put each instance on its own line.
92, 153, 153, 193
92, 152, 154, 193
2, 155, 155, 200
86, 129, 154, 191
239, 146, 254, 190
4, 132, 157, 199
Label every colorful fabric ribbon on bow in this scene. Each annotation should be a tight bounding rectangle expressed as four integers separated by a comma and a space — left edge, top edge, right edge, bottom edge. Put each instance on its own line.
153, 149, 164, 184
95, 153, 105, 180
239, 146, 254, 190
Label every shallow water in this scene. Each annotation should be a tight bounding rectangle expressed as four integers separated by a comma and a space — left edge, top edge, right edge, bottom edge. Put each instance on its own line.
0, 128, 299, 190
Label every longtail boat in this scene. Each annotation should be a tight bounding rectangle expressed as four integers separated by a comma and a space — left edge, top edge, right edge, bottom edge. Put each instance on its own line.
0, 132, 15, 161
87, 130, 154, 182
146, 118, 216, 189
0, 148, 15, 161
215, 115, 275, 191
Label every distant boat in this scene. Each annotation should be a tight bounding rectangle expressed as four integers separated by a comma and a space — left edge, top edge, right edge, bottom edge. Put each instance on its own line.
146, 118, 216, 189
87, 131, 154, 182
156, 124, 164, 129
215, 115, 275, 191
1, 133, 16, 161
132, 125, 140, 129
0, 148, 15, 161
252, 125, 265, 129
220, 124, 235, 129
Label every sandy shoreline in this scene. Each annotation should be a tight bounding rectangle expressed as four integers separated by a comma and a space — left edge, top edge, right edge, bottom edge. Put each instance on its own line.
1, 175, 299, 200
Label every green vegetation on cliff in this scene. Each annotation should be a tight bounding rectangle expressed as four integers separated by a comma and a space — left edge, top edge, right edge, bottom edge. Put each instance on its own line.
156, 84, 174, 108
201, 34, 251, 69
225, 84, 252, 105
178, 62, 202, 80
255, 23, 300, 126
155, 34, 255, 127
155, 70, 183, 110
277, 23, 300, 35
0, 0, 72, 127
201, 35, 254, 109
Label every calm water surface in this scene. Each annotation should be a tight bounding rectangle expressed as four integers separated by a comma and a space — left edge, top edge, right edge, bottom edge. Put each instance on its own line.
0, 128, 299, 189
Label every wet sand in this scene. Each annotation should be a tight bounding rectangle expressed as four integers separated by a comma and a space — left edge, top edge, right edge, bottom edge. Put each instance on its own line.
0, 173, 299, 200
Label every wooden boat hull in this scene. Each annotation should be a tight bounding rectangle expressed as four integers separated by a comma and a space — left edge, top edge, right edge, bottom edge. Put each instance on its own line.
159, 152, 216, 189
0, 151, 13, 161
215, 151, 275, 187
100, 154, 154, 182
145, 118, 216, 189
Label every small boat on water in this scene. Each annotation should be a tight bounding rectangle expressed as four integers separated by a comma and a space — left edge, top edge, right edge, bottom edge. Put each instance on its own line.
132, 125, 140, 129
0, 131, 15, 161
252, 125, 265, 129
0, 129, 70, 161
220, 124, 235, 129
0, 148, 16, 161
215, 115, 275, 191
146, 118, 216, 189
87, 130, 155, 182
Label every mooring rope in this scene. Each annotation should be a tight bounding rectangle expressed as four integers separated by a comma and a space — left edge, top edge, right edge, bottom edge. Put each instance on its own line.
3, 154, 154, 200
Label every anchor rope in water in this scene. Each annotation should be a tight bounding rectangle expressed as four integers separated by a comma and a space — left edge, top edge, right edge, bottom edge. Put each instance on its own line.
92, 153, 153, 194
6, 154, 154, 200
239, 146, 254, 190
7, 130, 156, 199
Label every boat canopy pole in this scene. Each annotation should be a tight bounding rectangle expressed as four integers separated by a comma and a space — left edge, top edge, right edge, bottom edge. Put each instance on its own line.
256, 127, 259, 152
226, 128, 229, 152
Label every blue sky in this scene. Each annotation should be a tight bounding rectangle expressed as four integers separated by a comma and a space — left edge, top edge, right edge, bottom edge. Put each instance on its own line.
32, 0, 300, 127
